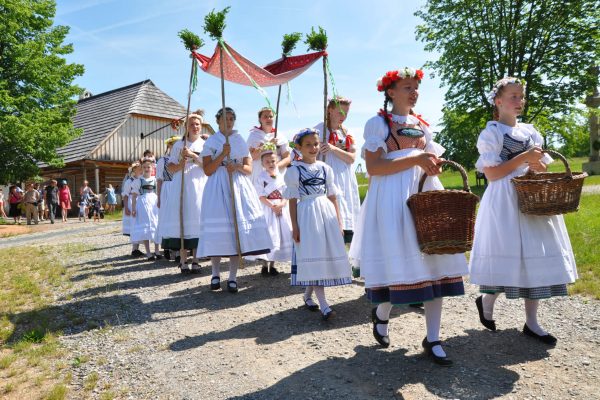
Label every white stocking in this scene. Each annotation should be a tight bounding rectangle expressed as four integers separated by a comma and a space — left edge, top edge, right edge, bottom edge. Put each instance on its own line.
376, 302, 393, 336
482, 292, 500, 320
525, 299, 548, 336
424, 298, 446, 357
211, 257, 221, 278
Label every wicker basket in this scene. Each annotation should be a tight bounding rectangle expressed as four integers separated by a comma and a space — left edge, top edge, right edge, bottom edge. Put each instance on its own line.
511, 149, 587, 216
407, 160, 480, 255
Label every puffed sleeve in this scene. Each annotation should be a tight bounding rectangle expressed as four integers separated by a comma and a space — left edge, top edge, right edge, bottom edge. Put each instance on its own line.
524, 124, 553, 165
421, 123, 445, 157
276, 132, 290, 155
323, 163, 340, 196
254, 176, 268, 197
169, 141, 183, 165
121, 179, 131, 197
246, 130, 263, 149
130, 179, 141, 195
199, 136, 218, 159
361, 116, 387, 158
283, 166, 300, 199
475, 123, 503, 172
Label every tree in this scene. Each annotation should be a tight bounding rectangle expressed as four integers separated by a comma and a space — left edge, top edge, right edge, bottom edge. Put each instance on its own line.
415, 0, 599, 168
0, 0, 84, 183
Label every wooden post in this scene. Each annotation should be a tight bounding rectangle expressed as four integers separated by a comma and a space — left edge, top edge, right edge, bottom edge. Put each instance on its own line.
274, 84, 282, 138
219, 43, 244, 266
179, 55, 195, 255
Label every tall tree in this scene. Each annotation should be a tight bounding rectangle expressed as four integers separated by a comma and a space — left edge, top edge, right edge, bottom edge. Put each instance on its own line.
415, 0, 599, 167
0, 0, 84, 183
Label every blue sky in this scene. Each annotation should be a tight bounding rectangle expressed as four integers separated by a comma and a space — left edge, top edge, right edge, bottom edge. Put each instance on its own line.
55, 0, 444, 169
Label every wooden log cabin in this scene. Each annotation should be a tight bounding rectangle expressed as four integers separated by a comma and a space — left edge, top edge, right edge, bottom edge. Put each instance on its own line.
39, 80, 213, 209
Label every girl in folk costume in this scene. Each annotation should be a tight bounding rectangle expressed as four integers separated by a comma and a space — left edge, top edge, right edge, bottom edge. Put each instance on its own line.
314, 96, 360, 244
155, 135, 180, 260
284, 128, 352, 320
247, 107, 291, 184
470, 78, 577, 345
122, 162, 143, 257
161, 114, 207, 273
350, 68, 467, 366
198, 107, 273, 293
254, 144, 293, 276
131, 157, 161, 260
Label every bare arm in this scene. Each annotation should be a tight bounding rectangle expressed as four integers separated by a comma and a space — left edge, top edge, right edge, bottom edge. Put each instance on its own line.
325, 144, 356, 164
289, 198, 299, 242
156, 180, 163, 208
130, 193, 138, 216
483, 147, 544, 182
365, 148, 441, 177
203, 144, 230, 176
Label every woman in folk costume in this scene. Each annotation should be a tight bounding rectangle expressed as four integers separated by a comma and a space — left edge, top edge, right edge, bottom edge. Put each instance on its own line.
247, 107, 291, 185
350, 68, 467, 366
470, 77, 577, 345
156, 135, 180, 260
284, 128, 352, 321
314, 96, 360, 245
131, 157, 161, 260
161, 114, 207, 274
254, 144, 293, 276
198, 107, 273, 293
122, 162, 143, 257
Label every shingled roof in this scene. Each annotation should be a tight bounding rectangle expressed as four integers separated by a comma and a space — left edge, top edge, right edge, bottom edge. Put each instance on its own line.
56, 80, 186, 164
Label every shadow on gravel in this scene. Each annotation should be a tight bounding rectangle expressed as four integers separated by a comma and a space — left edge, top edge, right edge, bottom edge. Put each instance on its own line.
228, 330, 551, 400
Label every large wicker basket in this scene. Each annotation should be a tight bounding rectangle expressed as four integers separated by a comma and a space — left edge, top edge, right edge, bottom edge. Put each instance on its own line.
407, 160, 480, 255
511, 149, 587, 216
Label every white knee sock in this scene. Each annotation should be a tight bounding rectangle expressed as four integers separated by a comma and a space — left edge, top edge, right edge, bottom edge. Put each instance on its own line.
211, 257, 221, 277
482, 293, 499, 320
525, 299, 548, 335
376, 302, 393, 337
132, 243, 139, 251
228, 256, 239, 282
424, 298, 446, 357
313, 286, 329, 311
303, 287, 317, 307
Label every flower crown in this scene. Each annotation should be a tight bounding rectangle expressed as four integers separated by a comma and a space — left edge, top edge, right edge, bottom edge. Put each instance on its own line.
486, 77, 526, 105
164, 135, 181, 146
141, 156, 155, 164
293, 128, 319, 145
328, 95, 352, 105
260, 141, 277, 157
377, 68, 424, 92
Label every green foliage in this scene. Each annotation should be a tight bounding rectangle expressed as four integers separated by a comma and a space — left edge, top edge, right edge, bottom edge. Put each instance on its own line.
203, 7, 230, 41
281, 32, 303, 56
0, 0, 84, 184
415, 0, 599, 166
305, 26, 328, 51
435, 107, 488, 168
178, 29, 204, 52
535, 107, 590, 157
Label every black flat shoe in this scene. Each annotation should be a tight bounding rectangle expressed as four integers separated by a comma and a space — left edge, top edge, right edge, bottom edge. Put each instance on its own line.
409, 303, 423, 309
261, 265, 269, 276
523, 324, 557, 346
210, 276, 221, 290
269, 266, 279, 276
322, 307, 336, 321
154, 253, 163, 260
163, 249, 170, 260
179, 264, 190, 274
303, 298, 319, 312
475, 295, 497, 331
190, 262, 201, 274
422, 337, 453, 367
227, 280, 238, 293
371, 307, 390, 348
131, 249, 144, 257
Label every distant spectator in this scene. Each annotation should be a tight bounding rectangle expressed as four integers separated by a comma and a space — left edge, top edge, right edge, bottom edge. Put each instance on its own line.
23, 183, 40, 225
45, 179, 59, 224
34, 183, 45, 221
8, 186, 23, 224
105, 184, 117, 213
78, 195, 87, 222
58, 182, 72, 222
0, 188, 7, 219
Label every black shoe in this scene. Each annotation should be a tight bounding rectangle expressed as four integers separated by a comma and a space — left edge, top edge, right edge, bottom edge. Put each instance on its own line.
269, 266, 279, 276
475, 296, 497, 331
179, 264, 190, 274
371, 307, 390, 348
409, 303, 423, 309
261, 265, 269, 276
174, 255, 181, 264
322, 307, 336, 321
131, 249, 144, 257
422, 337, 453, 367
163, 249, 170, 260
190, 262, 201, 274
227, 280, 238, 293
523, 324, 557, 346
154, 253, 163, 260
210, 276, 221, 290
146, 255, 157, 261
303, 298, 319, 312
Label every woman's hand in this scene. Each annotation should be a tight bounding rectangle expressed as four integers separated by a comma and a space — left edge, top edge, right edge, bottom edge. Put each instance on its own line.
319, 143, 334, 154
124, 207, 130, 216
221, 143, 231, 158
226, 162, 240, 174
528, 160, 547, 173
250, 145, 262, 160
292, 226, 300, 242
523, 147, 544, 164
131, 209, 136, 217
415, 152, 442, 176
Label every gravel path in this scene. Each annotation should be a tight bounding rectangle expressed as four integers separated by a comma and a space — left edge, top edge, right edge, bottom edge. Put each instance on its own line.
5, 226, 599, 399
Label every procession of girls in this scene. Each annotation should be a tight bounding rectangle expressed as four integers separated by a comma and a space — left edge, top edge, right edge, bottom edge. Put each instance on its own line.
121, 69, 578, 365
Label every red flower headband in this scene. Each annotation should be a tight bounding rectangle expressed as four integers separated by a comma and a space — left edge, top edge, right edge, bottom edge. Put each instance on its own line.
377, 68, 424, 92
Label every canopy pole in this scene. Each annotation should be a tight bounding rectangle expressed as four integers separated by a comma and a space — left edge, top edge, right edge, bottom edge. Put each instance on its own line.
321, 55, 328, 163
179, 54, 195, 257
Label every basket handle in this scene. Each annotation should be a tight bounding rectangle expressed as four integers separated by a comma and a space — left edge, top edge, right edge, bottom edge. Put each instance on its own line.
418, 160, 470, 193
541, 149, 572, 178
